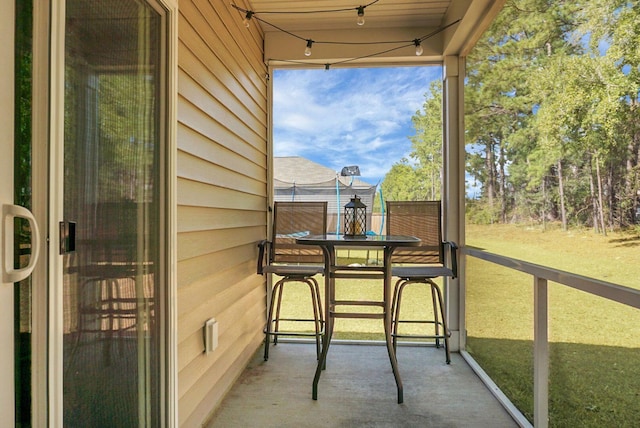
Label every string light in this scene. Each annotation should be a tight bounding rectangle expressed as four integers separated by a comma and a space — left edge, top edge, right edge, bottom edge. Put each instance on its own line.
357, 6, 365, 26
230, 3, 460, 68
414, 39, 423, 56
242, 11, 253, 28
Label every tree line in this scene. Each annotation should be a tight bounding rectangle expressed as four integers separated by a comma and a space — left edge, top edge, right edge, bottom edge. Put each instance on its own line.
381, 0, 639, 233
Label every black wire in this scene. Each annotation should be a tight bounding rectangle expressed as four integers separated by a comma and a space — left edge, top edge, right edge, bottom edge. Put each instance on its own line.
331, 42, 415, 65
254, 14, 461, 46
268, 19, 462, 68
231, 0, 380, 15
253, 15, 308, 42
230, 2, 461, 65
317, 39, 411, 46
417, 19, 461, 43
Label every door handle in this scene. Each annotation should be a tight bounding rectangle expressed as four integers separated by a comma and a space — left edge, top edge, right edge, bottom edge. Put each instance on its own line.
2, 204, 41, 283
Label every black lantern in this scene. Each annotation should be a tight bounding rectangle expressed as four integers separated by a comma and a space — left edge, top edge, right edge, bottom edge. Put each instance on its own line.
344, 195, 367, 236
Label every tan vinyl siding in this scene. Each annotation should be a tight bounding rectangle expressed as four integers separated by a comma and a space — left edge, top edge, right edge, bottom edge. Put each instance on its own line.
176, 1, 268, 426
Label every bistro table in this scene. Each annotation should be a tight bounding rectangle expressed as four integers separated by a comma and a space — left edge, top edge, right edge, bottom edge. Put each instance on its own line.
295, 234, 421, 404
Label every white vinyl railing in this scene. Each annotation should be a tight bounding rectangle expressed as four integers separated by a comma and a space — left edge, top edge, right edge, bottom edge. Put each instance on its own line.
463, 248, 640, 428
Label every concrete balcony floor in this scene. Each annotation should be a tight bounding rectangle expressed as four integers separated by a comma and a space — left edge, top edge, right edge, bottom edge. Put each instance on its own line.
208, 341, 519, 427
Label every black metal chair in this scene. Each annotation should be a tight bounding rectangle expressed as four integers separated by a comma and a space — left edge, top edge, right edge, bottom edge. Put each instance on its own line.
257, 201, 326, 361
386, 200, 458, 364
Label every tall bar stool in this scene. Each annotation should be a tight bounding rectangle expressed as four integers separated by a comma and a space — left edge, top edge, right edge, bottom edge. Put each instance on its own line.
386, 200, 458, 364
257, 201, 327, 361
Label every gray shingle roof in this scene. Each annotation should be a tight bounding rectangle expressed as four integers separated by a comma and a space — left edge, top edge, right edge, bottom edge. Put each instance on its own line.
274, 156, 373, 188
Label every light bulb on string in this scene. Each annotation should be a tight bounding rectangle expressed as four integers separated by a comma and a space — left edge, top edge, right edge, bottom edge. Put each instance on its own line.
304, 39, 313, 56
242, 11, 253, 28
228, 3, 463, 65
357, 6, 365, 26
414, 39, 423, 56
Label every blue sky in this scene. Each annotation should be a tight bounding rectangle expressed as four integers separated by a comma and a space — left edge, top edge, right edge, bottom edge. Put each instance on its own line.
273, 66, 442, 185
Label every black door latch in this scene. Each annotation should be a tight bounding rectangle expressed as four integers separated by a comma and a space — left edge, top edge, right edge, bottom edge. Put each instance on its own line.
59, 221, 76, 254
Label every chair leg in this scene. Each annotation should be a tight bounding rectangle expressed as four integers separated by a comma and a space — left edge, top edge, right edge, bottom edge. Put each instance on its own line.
390, 279, 401, 350
273, 281, 286, 346
264, 278, 285, 361
391, 279, 408, 352
307, 278, 323, 360
265, 276, 324, 361
430, 285, 441, 348
311, 277, 324, 328
391, 278, 450, 364
312, 278, 326, 367
429, 280, 451, 364
104, 279, 116, 366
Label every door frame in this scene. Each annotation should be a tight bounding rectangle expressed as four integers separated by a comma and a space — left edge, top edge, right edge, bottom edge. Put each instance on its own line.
0, 1, 16, 422
32, 1, 51, 426
1, 2, 48, 426
47, 0, 65, 425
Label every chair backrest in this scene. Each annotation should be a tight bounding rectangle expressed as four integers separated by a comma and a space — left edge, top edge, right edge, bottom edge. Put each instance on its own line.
386, 200, 444, 265
271, 201, 327, 264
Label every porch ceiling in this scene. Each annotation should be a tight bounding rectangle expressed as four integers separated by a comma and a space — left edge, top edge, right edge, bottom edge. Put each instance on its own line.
240, 0, 506, 66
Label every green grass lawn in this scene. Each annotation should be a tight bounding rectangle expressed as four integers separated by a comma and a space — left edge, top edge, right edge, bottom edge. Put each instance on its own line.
466, 223, 640, 289
273, 224, 640, 426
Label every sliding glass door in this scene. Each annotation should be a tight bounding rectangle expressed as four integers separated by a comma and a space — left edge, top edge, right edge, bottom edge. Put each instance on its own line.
58, 1, 167, 425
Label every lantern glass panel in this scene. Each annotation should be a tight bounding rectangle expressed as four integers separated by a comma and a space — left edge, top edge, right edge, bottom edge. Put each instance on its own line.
344, 196, 366, 236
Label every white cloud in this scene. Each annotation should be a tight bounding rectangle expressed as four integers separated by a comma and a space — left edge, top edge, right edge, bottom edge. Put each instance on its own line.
273, 66, 441, 183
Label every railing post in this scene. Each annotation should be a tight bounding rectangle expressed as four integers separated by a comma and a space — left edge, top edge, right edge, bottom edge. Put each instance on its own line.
443, 56, 465, 351
534, 276, 549, 428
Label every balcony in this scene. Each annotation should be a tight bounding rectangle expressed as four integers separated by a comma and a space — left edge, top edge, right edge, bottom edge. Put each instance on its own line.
208, 244, 640, 428
208, 342, 519, 427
